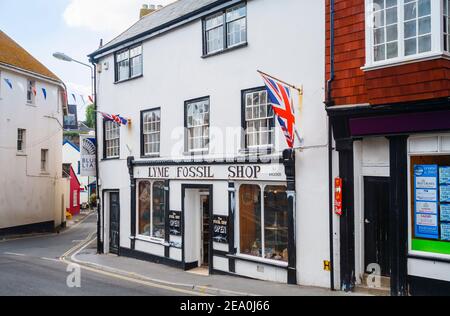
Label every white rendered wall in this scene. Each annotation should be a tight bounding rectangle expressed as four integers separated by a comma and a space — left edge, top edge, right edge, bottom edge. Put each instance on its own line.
0, 67, 63, 229
97, 0, 328, 287
62, 142, 91, 204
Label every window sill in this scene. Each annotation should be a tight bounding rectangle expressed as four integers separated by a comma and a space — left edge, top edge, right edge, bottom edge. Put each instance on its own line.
114, 74, 143, 84
132, 235, 167, 246
102, 157, 120, 161
239, 146, 274, 155
183, 150, 209, 156
16, 153, 27, 157
362, 51, 450, 72
141, 154, 161, 159
227, 253, 288, 268
202, 42, 248, 59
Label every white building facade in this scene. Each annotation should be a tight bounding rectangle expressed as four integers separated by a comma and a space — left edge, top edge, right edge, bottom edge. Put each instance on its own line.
63, 140, 93, 206
90, 0, 330, 287
0, 31, 66, 234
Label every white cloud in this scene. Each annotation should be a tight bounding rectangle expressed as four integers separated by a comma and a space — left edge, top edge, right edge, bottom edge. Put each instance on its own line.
63, 0, 177, 33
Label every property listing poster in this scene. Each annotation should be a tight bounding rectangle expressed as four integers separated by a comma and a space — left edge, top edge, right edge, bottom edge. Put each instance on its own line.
440, 167, 450, 241
414, 165, 439, 239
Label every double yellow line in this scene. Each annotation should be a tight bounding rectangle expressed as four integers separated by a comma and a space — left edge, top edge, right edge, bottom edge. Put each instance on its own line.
59, 232, 209, 296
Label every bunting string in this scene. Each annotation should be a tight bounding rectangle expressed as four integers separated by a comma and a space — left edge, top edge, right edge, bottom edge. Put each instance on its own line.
1, 76, 94, 109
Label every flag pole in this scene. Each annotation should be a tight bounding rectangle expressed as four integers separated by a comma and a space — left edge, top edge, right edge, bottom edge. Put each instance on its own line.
257, 69, 303, 93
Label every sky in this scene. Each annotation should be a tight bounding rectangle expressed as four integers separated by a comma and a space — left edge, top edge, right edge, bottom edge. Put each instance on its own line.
0, 0, 177, 120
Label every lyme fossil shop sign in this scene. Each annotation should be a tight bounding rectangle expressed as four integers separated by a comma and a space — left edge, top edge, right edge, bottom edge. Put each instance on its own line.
133, 164, 286, 182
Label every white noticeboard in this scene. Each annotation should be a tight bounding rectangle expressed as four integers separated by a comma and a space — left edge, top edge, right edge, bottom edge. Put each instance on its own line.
80, 135, 97, 177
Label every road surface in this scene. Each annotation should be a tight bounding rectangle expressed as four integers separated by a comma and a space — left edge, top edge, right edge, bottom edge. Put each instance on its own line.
0, 214, 195, 296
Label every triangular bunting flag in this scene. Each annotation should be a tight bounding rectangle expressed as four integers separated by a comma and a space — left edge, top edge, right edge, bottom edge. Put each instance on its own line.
4, 78, 12, 89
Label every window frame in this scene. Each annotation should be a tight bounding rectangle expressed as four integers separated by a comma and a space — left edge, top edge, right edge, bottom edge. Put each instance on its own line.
17, 128, 26, 154
114, 44, 143, 83
140, 107, 162, 158
73, 190, 78, 207
41, 149, 48, 172
103, 120, 120, 159
202, 2, 248, 57
407, 134, 450, 261
236, 182, 289, 266
26, 79, 36, 105
241, 87, 275, 153
444, 0, 450, 52
364, 0, 447, 69
184, 96, 210, 155
136, 179, 167, 242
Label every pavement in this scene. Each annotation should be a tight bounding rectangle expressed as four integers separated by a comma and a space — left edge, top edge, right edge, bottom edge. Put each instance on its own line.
68, 218, 357, 296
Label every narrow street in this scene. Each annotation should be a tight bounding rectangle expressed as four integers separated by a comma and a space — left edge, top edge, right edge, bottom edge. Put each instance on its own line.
0, 214, 196, 296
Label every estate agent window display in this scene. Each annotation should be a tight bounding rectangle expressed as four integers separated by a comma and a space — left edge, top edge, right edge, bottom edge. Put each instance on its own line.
410, 155, 450, 258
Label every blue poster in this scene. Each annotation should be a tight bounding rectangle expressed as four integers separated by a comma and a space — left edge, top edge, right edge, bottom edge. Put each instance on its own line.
414, 165, 439, 240
440, 167, 450, 185
441, 223, 450, 241
440, 185, 450, 203
441, 204, 450, 222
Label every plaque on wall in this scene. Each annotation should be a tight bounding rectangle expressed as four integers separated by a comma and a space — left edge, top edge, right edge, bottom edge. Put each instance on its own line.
169, 211, 182, 236
213, 215, 229, 244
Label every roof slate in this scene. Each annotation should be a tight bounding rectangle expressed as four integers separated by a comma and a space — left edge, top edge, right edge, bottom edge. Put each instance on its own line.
90, 0, 225, 57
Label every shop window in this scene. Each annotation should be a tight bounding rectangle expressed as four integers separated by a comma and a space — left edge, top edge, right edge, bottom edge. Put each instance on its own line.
410, 155, 450, 256
138, 180, 166, 239
239, 184, 262, 258
239, 184, 288, 262
264, 186, 289, 262
152, 181, 166, 239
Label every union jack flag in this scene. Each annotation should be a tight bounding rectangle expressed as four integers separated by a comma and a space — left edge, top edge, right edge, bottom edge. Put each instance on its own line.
259, 72, 296, 148
99, 111, 128, 126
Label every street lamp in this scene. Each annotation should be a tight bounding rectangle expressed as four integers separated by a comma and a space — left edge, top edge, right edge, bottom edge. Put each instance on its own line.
53, 51, 101, 254
53, 52, 73, 62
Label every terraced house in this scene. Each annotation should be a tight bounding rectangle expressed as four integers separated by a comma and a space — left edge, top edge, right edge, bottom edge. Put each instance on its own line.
89, 0, 332, 288
326, 0, 450, 295
0, 30, 67, 235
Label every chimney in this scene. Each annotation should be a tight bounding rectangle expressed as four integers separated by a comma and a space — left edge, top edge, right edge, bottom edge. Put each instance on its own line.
140, 4, 155, 19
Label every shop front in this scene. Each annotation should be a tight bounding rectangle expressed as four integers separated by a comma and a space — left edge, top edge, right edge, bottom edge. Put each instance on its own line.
329, 100, 450, 296
121, 152, 297, 284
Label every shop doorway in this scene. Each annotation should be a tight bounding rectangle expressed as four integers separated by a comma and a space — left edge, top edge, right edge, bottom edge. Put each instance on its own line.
364, 177, 391, 278
109, 192, 120, 255
200, 194, 210, 267
182, 184, 213, 274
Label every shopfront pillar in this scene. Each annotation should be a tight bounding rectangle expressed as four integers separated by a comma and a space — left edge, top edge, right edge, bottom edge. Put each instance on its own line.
283, 149, 297, 285
388, 136, 409, 296
336, 139, 355, 292
128, 156, 137, 250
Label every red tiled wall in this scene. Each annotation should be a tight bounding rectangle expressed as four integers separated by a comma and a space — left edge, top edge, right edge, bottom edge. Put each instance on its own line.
326, 0, 450, 106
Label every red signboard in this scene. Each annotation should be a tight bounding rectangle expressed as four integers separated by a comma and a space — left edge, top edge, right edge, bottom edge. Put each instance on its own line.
335, 177, 343, 216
